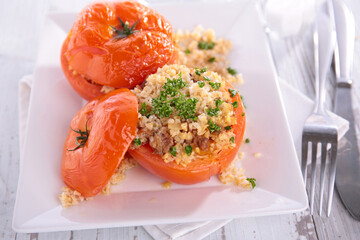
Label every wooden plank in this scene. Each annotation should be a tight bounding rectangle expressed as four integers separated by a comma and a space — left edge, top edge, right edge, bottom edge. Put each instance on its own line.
204, 211, 318, 240
96, 227, 151, 240
0, 57, 36, 240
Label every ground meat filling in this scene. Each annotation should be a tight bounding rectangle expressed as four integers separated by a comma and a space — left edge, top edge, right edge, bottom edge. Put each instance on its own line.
194, 135, 210, 151
149, 127, 174, 155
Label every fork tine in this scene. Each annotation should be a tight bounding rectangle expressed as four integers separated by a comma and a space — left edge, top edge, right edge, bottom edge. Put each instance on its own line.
301, 138, 309, 185
319, 142, 327, 216
310, 142, 318, 214
327, 142, 338, 216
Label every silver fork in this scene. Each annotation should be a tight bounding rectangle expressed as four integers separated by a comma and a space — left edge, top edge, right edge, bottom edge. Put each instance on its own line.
301, 0, 338, 216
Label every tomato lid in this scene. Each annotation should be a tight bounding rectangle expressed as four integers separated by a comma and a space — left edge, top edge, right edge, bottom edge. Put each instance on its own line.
61, 88, 138, 197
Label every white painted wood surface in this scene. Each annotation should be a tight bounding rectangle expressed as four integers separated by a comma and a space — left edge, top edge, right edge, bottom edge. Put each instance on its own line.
1, 0, 360, 239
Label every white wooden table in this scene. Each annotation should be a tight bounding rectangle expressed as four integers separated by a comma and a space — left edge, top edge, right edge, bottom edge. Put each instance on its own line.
1, 0, 360, 239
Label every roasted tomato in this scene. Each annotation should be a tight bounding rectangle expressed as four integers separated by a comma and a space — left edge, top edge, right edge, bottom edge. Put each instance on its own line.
61, 89, 138, 197
61, 1, 175, 100
128, 81, 246, 184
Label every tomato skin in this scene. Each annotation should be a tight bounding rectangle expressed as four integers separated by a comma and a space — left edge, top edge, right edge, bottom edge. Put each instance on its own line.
61, 33, 104, 100
61, 89, 138, 197
128, 81, 246, 184
61, 1, 175, 100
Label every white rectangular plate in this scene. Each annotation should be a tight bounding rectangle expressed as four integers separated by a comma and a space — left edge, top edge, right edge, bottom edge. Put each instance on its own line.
13, 0, 307, 233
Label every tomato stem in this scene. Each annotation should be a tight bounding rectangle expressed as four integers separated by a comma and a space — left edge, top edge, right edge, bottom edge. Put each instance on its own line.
67, 117, 91, 151
110, 17, 140, 40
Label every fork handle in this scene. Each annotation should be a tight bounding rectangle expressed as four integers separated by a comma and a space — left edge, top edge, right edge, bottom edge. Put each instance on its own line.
314, 0, 336, 115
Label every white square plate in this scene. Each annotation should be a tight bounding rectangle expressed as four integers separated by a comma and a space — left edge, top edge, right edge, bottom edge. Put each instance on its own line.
13, 0, 307, 232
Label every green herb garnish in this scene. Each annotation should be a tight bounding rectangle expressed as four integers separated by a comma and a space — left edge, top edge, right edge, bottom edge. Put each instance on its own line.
247, 178, 256, 189
163, 73, 187, 97
208, 57, 216, 63
227, 67, 237, 76
228, 89, 238, 98
195, 67, 207, 76
203, 76, 212, 82
240, 95, 246, 109
184, 145, 193, 156
185, 48, 191, 54
139, 102, 151, 117
225, 126, 232, 130
206, 108, 219, 117
206, 99, 223, 117
198, 41, 215, 50
133, 138, 141, 146
203, 76, 211, 81
230, 136, 235, 143
172, 96, 198, 120
208, 120, 221, 133
170, 147, 177, 157
198, 81, 205, 88
151, 75, 199, 120
215, 99, 224, 108
232, 101, 238, 108
67, 118, 91, 151
151, 91, 173, 118
245, 138, 250, 143
209, 82, 221, 90
242, 112, 245, 117
111, 17, 139, 40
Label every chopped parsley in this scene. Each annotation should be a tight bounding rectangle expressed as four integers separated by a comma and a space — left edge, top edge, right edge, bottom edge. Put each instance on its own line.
228, 89, 238, 98
170, 147, 177, 157
232, 101, 238, 108
203, 76, 212, 81
247, 178, 257, 189
208, 57, 216, 63
172, 96, 198, 120
195, 67, 207, 76
151, 91, 173, 118
215, 99, 224, 108
163, 73, 187, 97
240, 95, 246, 109
151, 75, 199, 119
225, 126, 232, 130
206, 99, 223, 117
198, 81, 205, 88
133, 138, 141, 146
245, 138, 250, 143
209, 82, 221, 90
230, 136, 235, 143
242, 112, 245, 117
208, 120, 221, 133
206, 108, 219, 117
227, 67, 237, 76
184, 48, 191, 54
139, 102, 151, 117
198, 41, 215, 50
184, 145, 193, 156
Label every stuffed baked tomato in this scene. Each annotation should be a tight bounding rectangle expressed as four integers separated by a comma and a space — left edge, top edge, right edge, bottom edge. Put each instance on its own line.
61, 1, 175, 100
128, 64, 246, 184
61, 89, 138, 197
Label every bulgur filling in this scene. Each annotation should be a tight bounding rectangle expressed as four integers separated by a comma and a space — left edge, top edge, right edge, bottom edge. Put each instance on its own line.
59, 154, 137, 208
131, 64, 238, 166
218, 153, 251, 189
173, 25, 243, 84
